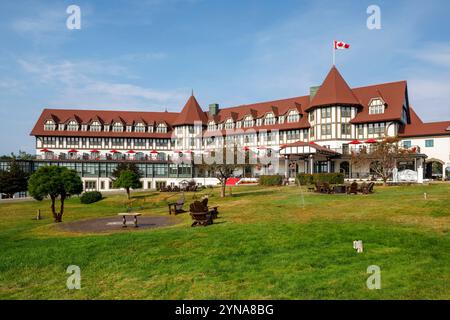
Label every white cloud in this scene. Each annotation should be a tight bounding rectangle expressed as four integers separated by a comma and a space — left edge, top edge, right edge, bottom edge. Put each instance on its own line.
17, 57, 187, 110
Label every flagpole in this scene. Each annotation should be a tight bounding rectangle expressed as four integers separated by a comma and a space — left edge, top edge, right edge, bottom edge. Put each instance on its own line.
332, 42, 336, 66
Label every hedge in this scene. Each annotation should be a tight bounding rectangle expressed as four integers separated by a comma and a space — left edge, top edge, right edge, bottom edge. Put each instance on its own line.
80, 191, 103, 204
296, 173, 344, 185
259, 175, 284, 186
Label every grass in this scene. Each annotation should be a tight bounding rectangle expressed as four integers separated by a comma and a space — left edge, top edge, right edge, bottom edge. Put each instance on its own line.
0, 183, 449, 299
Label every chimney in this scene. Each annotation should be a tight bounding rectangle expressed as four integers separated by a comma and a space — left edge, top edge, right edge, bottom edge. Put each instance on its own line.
310, 86, 320, 101
209, 103, 219, 116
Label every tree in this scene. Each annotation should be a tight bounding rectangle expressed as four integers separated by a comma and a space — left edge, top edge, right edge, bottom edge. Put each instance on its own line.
0, 160, 29, 198
351, 137, 409, 185
197, 147, 241, 198
28, 166, 83, 222
113, 170, 142, 199
112, 162, 141, 180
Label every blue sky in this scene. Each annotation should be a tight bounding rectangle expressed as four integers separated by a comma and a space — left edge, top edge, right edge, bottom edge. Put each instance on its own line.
1, 0, 450, 154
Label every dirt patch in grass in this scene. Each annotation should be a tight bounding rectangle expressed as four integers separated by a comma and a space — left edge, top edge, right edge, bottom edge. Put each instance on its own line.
57, 215, 183, 234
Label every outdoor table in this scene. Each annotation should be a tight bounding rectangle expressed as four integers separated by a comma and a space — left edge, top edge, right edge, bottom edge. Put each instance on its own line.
118, 213, 142, 228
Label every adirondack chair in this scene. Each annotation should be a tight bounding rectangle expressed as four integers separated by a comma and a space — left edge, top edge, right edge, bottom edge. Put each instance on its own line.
322, 182, 332, 194
201, 197, 219, 219
347, 182, 358, 195
363, 182, 375, 194
168, 195, 186, 215
358, 182, 368, 193
189, 201, 213, 227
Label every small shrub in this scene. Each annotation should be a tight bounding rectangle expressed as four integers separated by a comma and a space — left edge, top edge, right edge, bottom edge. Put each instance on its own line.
80, 191, 103, 204
259, 175, 283, 186
296, 173, 344, 185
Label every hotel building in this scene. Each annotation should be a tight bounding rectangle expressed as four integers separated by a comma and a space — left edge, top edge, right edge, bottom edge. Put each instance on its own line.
4, 66, 449, 192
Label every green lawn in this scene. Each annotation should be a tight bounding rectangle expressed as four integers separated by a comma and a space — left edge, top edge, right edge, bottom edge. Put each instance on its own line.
0, 183, 449, 299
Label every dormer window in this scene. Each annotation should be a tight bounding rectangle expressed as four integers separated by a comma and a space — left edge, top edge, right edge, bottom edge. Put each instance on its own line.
135, 123, 146, 133
243, 116, 253, 128
44, 120, 56, 131
90, 121, 102, 132
207, 121, 216, 131
264, 113, 276, 125
67, 120, 79, 131
224, 119, 234, 129
369, 98, 385, 115
156, 123, 167, 133
287, 110, 300, 123
112, 122, 124, 132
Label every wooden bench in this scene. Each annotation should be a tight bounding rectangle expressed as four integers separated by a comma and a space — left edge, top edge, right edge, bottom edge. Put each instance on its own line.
168, 196, 185, 215
117, 213, 142, 228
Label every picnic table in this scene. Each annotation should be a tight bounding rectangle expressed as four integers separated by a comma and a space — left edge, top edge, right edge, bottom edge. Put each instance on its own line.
118, 213, 142, 228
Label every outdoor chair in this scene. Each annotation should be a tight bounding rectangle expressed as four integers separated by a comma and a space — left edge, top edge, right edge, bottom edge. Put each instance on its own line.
168, 195, 186, 215
364, 182, 375, 194
347, 182, 358, 195
189, 201, 214, 227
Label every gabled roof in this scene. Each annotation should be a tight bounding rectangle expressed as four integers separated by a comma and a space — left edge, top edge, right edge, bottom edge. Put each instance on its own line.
306, 66, 361, 111
173, 95, 208, 126
398, 108, 450, 137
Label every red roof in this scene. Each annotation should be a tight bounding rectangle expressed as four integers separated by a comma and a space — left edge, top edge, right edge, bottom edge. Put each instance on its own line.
399, 108, 450, 137
306, 66, 361, 111
173, 95, 208, 126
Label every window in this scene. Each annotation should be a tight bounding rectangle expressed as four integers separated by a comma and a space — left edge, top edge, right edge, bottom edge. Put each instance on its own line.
403, 140, 412, 148
90, 121, 102, 132
321, 108, 331, 119
287, 110, 300, 123
134, 139, 146, 149
243, 116, 253, 128
67, 120, 79, 131
425, 139, 434, 148
112, 122, 123, 132
310, 126, 315, 137
135, 123, 146, 133
208, 122, 216, 131
44, 120, 56, 131
341, 107, 351, 118
111, 138, 124, 148
66, 137, 79, 148
309, 112, 315, 122
286, 130, 300, 141
321, 124, 331, 136
89, 138, 102, 148
341, 123, 351, 135
225, 119, 234, 129
374, 123, 385, 135
155, 139, 169, 148
43, 137, 57, 147
368, 123, 374, 134
264, 113, 276, 125
357, 125, 364, 137
188, 126, 195, 134
156, 123, 167, 133
369, 99, 385, 115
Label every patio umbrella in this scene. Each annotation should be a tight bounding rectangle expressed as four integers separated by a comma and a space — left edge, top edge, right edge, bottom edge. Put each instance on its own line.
349, 140, 362, 145
40, 148, 51, 152
110, 149, 121, 154
68, 149, 78, 153
364, 139, 377, 144
150, 150, 158, 154
126, 150, 136, 154
243, 146, 250, 151
90, 149, 100, 153
184, 150, 193, 154
257, 146, 267, 150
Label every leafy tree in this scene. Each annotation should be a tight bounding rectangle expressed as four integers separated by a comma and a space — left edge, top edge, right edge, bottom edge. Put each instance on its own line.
113, 170, 142, 199
112, 162, 141, 180
28, 166, 83, 222
351, 137, 409, 185
0, 160, 29, 198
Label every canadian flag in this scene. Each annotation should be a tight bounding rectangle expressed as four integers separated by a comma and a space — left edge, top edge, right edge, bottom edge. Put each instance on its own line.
334, 40, 350, 50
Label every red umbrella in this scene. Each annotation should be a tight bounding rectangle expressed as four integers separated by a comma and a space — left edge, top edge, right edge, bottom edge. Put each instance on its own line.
243, 146, 250, 151
257, 146, 267, 150
90, 149, 100, 153
349, 140, 361, 145
150, 150, 158, 154
126, 150, 136, 154
184, 150, 193, 154
40, 148, 51, 152
68, 149, 78, 153
110, 150, 121, 154
364, 139, 377, 144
